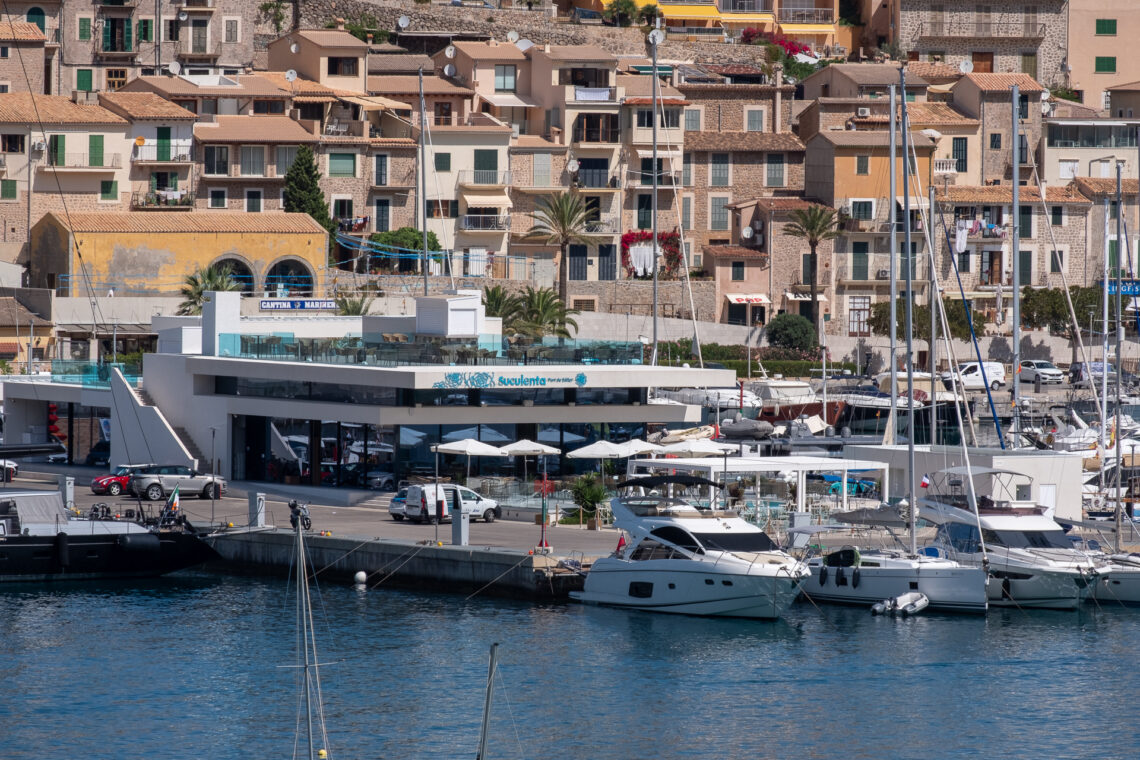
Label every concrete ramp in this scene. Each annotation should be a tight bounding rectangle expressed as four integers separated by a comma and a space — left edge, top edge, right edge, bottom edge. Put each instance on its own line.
108, 368, 197, 469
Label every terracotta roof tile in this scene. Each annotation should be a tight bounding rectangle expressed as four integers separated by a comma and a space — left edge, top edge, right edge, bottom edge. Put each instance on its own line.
1108, 80, 1140, 92
904, 61, 962, 81
0, 20, 46, 42
811, 130, 936, 148
0, 297, 48, 327
369, 53, 434, 73
48, 211, 328, 235
1048, 100, 1101, 118
0, 94, 126, 125
704, 64, 767, 77
531, 45, 616, 64
294, 29, 368, 49
259, 71, 337, 96
1071, 177, 1140, 196
958, 73, 1045, 93
366, 75, 472, 96
704, 245, 768, 259
451, 41, 527, 61
810, 63, 927, 87
684, 131, 805, 152
194, 115, 318, 143
98, 92, 197, 121
905, 102, 979, 125
619, 74, 684, 100
727, 197, 824, 214
936, 184, 1090, 204
122, 75, 289, 98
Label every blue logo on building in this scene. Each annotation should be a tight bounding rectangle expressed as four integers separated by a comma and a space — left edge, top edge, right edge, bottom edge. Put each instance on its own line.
575, 373, 587, 387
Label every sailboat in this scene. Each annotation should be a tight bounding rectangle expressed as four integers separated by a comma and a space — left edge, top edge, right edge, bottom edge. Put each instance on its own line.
287, 506, 333, 760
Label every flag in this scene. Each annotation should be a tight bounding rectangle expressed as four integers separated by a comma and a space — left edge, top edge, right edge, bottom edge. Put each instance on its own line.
920, 474, 930, 489
616, 534, 627, 553
167, 485, 180, 512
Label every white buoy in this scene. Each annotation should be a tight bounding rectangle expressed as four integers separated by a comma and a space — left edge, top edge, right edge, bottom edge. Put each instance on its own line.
354, 571, 367, 585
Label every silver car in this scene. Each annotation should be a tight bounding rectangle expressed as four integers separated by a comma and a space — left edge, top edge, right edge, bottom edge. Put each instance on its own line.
130, 465, 227, 501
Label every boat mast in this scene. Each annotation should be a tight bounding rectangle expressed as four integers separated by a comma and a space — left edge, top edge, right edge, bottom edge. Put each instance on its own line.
1102, 196, 1110, 455
1115, 162, 1124, 554
297, 522, 315, 760
1011, 84, 1021, 444
475, 643, 500, 760
649, 25, 663, 366
929, 183, 937, 448
888, 84, 898, 442
419, 67, 429, 296
900, 68, 917, 557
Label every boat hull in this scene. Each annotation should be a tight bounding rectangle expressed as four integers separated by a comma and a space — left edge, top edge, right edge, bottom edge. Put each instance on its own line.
804, 563, 988, 613
758, 400, 845, 426
1091, 563, 1140, 605
0, 531, 218, 583
571, 561, 807, 619
986, 567, 1096, 610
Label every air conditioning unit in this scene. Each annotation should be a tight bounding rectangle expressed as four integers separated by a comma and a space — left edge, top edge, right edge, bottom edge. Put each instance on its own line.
875, 269, 889, 280
856, 107, 871, 118
32, 140, 45, 152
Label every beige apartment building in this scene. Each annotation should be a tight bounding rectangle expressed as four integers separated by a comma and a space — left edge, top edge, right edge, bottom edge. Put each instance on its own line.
1066, 1, 1140, 111
949, 72, 1045, 185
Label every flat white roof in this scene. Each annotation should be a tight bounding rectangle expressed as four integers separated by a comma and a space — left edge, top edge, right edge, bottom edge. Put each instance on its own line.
628, 455, 889, 474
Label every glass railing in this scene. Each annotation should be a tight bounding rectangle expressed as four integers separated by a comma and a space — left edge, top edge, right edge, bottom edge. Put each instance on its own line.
215, 334, 644, 366
50, 361, 141, 387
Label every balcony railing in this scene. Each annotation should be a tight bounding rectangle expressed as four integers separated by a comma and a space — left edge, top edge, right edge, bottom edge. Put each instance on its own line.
457, 169, 512, 186
961, 220, 1008, 240
46, 152, 122, 169
584, 219, 618, 234
627, 170, 682, 188
131, 189, 195, 209
133, 143, 193, 162
933, 158, 959, 175
95, 46, 138, 59
572, 125, 620, 144
836, 254, 924, 284
919, 21, 1046, 38
720, 0, 772, 11
178, 41, 222, 59
461, 214, 511, 231
179, 0, 216, 9
778, 8, 834, 24
43, 26, 60, 44
979, 272, 1013, 287
572, 86, 617, 103
575, 169, 618, 188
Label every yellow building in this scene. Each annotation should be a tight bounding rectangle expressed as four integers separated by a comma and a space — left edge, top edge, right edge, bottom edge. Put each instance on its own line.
28, 212, 330, 297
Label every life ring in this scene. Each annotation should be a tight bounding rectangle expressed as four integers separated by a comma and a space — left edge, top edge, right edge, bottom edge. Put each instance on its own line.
819, 566, 828, 585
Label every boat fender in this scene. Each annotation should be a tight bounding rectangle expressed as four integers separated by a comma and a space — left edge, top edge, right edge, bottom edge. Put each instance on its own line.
54, 532, 70, 569
851, 567, 861, 589
819, 566, 828, 585
835, 567, 846, 585
118, 533, 162, 553
871, 600, 887, 615
1001, 577, 1012, 601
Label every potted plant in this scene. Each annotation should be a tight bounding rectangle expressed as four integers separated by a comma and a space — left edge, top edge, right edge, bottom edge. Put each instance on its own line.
570, 472, 608, 530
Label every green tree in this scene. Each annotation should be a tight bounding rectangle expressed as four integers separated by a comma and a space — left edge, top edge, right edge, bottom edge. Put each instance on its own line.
369, 227, 442, 273
782, 206, 840, 326
637, 3, 661, 25
570, 473, 608, 521
178, 264, 241, 316
336, 293, 374, 315
283, 145, 334, 250
515, 287, 579, 338
603, 0, 638, 27
765, 313, 818, 352
868, 299, 989, 342
258, 1, 288, 34
482, 284, 523, 334
525, 192, 597, 304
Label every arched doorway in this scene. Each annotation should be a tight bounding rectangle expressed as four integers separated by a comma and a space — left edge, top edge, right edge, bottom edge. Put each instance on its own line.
212, 257, 256, 293
265, 258, 314, 297
26, 8, 45, 33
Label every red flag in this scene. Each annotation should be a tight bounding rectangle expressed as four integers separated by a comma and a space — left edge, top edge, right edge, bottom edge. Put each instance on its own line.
616, 534, 627, 553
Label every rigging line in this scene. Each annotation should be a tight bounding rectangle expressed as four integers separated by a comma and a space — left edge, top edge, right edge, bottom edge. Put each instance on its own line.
492, 665, 529, 760
367, 543, 430, 590
463, 553, 532, 600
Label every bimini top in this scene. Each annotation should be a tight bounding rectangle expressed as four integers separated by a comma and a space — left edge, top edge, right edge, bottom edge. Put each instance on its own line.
614, 474, 721, 490
937, 466, 1028, 479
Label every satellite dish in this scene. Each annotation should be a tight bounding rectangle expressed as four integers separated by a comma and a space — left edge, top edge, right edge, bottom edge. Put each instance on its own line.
177, 11, 188, 21
167, 61, 181, 76
740, 226, 754, 240
134, 135, 146, 147
444, 44, 457, 59
443, 63, 457, 77
289, 42, 300, 54
398, 15, 410, 29
648, 29, 665, 46
1040, 90, 1050, 101
285, 69, 297, 82
1041, 101, 1052, 115
515, 39, 534, 52
959, 60, 974, 74
567, 158, 580, 173
506, 30, 519, 43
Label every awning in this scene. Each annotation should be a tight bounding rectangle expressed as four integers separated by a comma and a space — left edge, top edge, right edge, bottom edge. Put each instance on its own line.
292, 95, 337, 104
725, 293, 770, 305
0, 341, 18, 355
56, 322, 153, 335
635, 148, 682, 160
339, 95, 411, 112
462, 193, 513, 208
784, 292, 828, 302
660, 5, 722, 21
778, 24, 834, 35
483, 92, 537, 108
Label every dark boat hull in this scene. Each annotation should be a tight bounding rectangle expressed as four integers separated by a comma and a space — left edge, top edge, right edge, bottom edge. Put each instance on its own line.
757, 400, 846, 426
0, 531, 219, 583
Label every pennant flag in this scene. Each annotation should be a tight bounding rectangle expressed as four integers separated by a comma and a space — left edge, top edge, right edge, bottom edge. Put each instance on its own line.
920, 474, 930, 489
166, 485, 181, 512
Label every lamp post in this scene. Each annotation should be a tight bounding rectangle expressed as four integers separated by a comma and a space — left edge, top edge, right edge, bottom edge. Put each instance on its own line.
209, 425, 220, 527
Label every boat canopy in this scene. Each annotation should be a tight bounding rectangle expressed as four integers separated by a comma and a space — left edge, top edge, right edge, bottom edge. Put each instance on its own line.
615, 474, 721, 490
937, 466, 1028, 478
3, 491, 69, 527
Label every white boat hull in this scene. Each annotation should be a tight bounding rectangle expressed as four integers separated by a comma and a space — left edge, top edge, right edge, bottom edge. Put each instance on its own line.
986, 566, 1098, 609
1092, 560, 1140, 605
804, 561, 988, 613
572, 560, 807, 619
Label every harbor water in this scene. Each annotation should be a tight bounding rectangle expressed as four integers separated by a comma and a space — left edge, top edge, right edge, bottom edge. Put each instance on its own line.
3, 573, 1138, 760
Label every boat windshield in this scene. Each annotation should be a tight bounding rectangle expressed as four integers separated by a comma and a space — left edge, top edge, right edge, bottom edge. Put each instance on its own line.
981, 529, 1071, 550
691, 532, 777, 553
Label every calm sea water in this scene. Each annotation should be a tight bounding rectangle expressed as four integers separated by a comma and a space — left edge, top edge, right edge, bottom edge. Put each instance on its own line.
1, 573, 1137, 760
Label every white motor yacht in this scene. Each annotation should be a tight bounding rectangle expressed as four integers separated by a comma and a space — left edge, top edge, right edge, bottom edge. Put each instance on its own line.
571, 477, 809, 619
919, 467, 1110, 610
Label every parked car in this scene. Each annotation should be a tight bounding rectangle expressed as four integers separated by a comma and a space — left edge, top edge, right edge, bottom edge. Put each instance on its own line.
91, 464, 155, 496
1070, 361, 1117, 388
319, 462, 396, 490
0, 459, 16, 482
941, 361, 1006, 391
404, 484, 500, 524
389, 487, 409, 521
1019, 360, 1064, 385
130, 465, 227, 501
84, 440, 111, 467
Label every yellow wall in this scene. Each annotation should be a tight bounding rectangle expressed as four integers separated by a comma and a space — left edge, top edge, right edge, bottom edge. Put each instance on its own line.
832, 148, 933, 202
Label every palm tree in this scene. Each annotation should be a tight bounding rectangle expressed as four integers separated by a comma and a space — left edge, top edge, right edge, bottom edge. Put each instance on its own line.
782, 206, 840, 327
178, 264, 240, 316
336, 292, 374, 316
482, 284, 523, 334
637, 3, 662, 26
516, 287, 579, 338
602, 0, 638, 26
525, 192, 597, 304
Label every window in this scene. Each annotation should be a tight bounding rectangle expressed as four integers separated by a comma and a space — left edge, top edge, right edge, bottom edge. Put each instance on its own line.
245, 190, 262, 213
636, 109, 653, 128
434, 152, 450, 172
76, 69, 93, 93
327, 57, 358, 77
333, 198, 353, 218
1110, 200, 1120, 220
328, 153, 355, 177
79, 18, 91, 41
802, 253, 815, 282
1096, 57, 1117, 74
662, 109, 679, 129
958, 251, 971, 272
99, 180, 118, 202
682, 152, 691, 186
1017, 94, 1029, 120
684, 109, 700, 131
766, 153, 784, 187
494, 64, 516, 92
1050, 206, 1062, 226
952, 137, 968, 173
849, 296, 871, 337
710, 196, 729, 230
1096, 19, 1117, 35
239, 146, 264, 176
1058, 159, 1078, 179
637, 194, 651, 229
1019, 248, 1031, 285
0, 84, 7, 94
1018, 204, 1032, 239
375, 199, 390, 233
710, 153, 729, 186
225, 19, 239, 44
682, 196, 691, 230
253, 100, 285, 115
0, 180, 15, 200
426, 200, 458, 218
989, 133, 1001, 150
209, 189, 226, 208
106, 69, 127, 91
1018, 134, 1028, 164
731, 261, 745, 281
275, 145, 298, 176
374, 154, 388, 186
0, 46, 8, 60
746, 109, 765, 132
851, 200, 873, 220
166, 20, 180, 42
856, 155, 870, 175
1, 134, 24, 153
1050, 250, 1064, 273
203, 145, 228, 175
851, 241, 869, 279
137, 19, 152, 43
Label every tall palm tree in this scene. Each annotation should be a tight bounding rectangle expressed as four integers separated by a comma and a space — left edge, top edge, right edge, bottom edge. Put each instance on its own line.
637, 3, 662, 26
782, 206, 840, 327
516, 287, 579, 338
336, 292, 374, 316
602, 0, 638, 26
482, 284, 523, 334
178, 264, 240, 316
525, 192, 597, 304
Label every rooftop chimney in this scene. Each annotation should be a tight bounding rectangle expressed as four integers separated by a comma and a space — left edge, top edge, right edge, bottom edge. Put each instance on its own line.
336, 17, 345, 31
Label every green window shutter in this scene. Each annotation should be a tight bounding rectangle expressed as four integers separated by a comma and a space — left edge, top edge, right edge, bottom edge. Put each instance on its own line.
328, 153, 354, 177
170, 173, 178, 190
156, 126, 171, 161
1018, 248, 1032, 286
79, 18, 91, 41
102, 20, 112, 52
1096, 19, 1117, 35
76, 70, 92, 92
852, 241, 869, 280
450, 200, 459, 218
1096, 57, 1117, 74
100, 181, 117, 201
952, 137, 968, 173
148, 173, 157, 192
50, 134, 65, 166
1109, 239, 1119, 271
434, 153, 450, 172
88, 134, 103, 167
0, 179, 16, 199
124, 18, 132, 51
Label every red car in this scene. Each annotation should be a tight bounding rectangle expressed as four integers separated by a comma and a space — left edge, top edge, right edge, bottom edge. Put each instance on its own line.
91, 464, 154, 496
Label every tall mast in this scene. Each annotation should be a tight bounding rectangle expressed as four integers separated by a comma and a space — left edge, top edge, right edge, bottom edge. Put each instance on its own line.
889, 84, 898, 442
1011, 84, 1021, 444
900, 68, 917, 557
1102, 196, 1110, 455
649, 25, 662, 366
475, 643, 500, 760
929, 182, 937, 447
419, 67, 429, 296
1115, 162, 1124, 554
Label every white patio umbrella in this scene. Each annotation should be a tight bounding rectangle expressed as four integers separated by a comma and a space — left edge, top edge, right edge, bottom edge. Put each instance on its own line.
501, 438, 562, 548
619, 439, 665, 458
659, 438, 737, 457
432, 438, 506, 481
566, 440, 627, 459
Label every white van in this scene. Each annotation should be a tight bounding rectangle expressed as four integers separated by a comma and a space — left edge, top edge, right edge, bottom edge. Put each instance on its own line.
404, 484, 501, 524
941, 361, 1006, 391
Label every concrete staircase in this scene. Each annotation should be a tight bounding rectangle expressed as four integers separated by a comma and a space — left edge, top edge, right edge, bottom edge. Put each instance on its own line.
172, 426, 206, 469
135, 387, 155, 407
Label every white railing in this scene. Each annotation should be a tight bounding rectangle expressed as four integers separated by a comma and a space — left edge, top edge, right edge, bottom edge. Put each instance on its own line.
933, 158, 959, 174
134, 143, 193, 162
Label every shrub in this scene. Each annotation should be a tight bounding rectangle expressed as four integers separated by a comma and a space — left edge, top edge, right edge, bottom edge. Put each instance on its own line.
765, 313, 818, 352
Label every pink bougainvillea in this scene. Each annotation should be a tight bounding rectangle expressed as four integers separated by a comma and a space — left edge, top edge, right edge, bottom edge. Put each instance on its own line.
620, 229, 683, 279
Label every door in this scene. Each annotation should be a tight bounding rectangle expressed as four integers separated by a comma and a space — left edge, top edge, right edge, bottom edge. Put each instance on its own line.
851, 241, 869, 280
597, 244, 616, 281
25, 7, 44, 33
156, 126, 171, 162
246, 190, 262, 213
849, 296, 871, 337
472, 149, 497, 184
568, 244, 587, 281
1018, 248, 1032, 286
88, 134, 103, 167
375, 199, 390, 233
48, 134, 64, 167
971, 52, 994, 73
192, 19, 208, 53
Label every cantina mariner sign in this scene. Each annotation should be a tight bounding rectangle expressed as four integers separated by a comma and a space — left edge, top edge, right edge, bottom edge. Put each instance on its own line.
259, 299, 338, 311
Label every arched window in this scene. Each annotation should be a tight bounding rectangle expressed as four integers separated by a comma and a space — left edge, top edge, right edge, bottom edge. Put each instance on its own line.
26, 8, 46, 33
